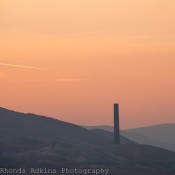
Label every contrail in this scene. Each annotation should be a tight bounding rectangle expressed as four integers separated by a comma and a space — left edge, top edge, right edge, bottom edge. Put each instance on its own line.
0, 62, 47, 70
57, 79, 88, 82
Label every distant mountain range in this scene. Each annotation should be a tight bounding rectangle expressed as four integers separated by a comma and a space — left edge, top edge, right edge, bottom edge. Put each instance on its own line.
1, 107, 175, 175
84, 124, 175, 152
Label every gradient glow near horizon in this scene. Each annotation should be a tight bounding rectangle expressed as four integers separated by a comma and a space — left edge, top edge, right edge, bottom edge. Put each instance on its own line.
0, 0, 175, 129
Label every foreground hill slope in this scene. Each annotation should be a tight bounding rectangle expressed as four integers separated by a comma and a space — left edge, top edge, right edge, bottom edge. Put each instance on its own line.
0, 107, 131, 145
0, 107, 175, 175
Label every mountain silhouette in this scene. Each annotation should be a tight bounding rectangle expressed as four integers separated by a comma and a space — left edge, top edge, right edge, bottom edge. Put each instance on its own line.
85, 124, 175, 152
1, 107, 175, 175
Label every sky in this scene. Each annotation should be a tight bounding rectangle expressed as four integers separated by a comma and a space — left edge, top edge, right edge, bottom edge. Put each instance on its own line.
0, 0, 175, 129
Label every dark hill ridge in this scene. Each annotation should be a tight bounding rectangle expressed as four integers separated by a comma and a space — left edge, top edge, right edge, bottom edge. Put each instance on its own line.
84, 124, 175, 152
0, 107, 175, 175
0, 107, 131, 145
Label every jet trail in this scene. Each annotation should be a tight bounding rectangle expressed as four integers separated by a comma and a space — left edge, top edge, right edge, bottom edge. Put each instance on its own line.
57, 79, 88, 82
0, 62, 47, 70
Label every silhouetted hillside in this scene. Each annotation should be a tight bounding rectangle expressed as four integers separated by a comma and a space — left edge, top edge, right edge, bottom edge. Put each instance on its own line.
1, 107, 175, 175
85, 125, 114, 132
123, 124, 175, 152
85, 124, 175, 152
0, 107, 132, 145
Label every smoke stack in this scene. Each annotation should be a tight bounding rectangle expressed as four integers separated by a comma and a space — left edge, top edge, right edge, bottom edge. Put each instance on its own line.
114, 103, 120, 144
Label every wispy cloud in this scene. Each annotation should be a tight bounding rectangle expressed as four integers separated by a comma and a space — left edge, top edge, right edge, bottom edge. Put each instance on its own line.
10, 78, 89, 82
0, 62, 47, 71
57, 79, 88, 82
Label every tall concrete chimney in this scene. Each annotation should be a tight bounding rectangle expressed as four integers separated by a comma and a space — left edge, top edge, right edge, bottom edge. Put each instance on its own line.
114, 103, 120, 144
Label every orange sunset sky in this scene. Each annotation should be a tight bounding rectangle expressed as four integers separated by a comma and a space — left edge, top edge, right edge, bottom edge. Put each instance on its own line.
0, 0, 175, 129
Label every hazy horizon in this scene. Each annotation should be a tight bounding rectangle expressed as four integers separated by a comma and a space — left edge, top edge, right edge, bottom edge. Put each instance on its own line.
0, 0, 175, 129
